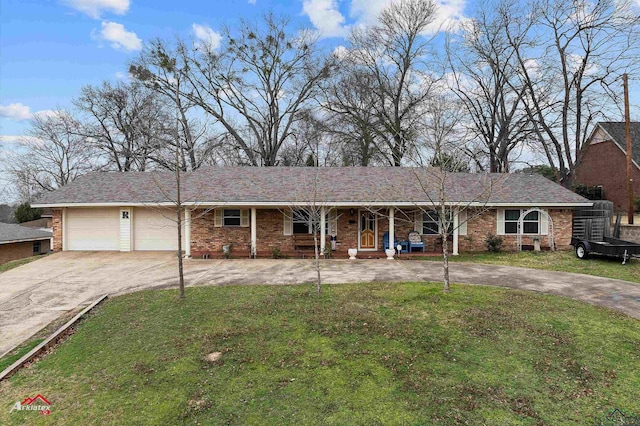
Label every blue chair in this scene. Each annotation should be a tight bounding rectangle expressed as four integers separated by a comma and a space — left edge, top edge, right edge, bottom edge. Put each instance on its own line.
408, 231, 425, 252
383, 231, 398, 251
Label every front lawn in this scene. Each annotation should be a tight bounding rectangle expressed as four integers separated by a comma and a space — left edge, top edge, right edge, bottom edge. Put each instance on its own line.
1, 283, 638, 425
449, 250, 640, 284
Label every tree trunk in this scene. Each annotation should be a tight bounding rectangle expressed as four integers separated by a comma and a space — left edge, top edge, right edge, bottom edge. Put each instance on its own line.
442, 232, 450, 293
313, 231, 321, 293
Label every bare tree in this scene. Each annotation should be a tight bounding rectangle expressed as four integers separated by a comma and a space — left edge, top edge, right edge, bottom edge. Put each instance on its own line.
148, 14, 333, 167
506, 0, 640, 180
4, 110, 95, 200
130, 41, 219, 171
74, 80, 172, 172
447, 0, 533, 173
348, 0, 439, 166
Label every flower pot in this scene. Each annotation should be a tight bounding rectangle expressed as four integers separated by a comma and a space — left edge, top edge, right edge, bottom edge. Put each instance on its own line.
385, 248, 395, 259
348, 248, 357, 260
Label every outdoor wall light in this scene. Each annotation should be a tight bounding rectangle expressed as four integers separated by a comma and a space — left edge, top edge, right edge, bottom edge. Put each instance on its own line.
349, 208, 355, 216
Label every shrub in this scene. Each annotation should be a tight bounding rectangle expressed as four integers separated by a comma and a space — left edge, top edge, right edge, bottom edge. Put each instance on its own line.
271, 247, 286, 259
14, 202, 42, 223
485, 233, 503, 252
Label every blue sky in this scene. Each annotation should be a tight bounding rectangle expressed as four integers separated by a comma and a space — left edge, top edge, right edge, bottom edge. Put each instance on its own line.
0, 0, 470, 143
0, 0, 638, 151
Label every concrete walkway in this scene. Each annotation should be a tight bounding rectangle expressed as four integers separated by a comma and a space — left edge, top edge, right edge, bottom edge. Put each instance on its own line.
1, 252, 639, 357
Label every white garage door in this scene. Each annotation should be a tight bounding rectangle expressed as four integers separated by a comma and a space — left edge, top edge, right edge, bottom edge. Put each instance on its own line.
134, 208, 178, 251
67, 208, 120, 251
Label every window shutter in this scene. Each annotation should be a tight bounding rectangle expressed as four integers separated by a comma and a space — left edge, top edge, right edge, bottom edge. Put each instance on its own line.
496, 209, 505, 235
214, 209, 223, 227
283, 210, 293, 236
240, 209, 250, 227
458, 209, 467, 236
329, 209, 338, 236
414, 211, 422, 233
540, 209, 549, 235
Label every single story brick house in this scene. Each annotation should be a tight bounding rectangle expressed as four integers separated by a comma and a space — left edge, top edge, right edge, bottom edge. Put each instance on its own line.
574, 122, 640, 211
32, 167, 590, 257
0, 222, 51, 265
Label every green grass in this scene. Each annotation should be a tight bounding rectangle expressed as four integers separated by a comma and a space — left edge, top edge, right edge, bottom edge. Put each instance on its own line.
1, 283, 639, 425
0, 340, 44, 372
446, 250, 640, 284
0, 255, 47, 274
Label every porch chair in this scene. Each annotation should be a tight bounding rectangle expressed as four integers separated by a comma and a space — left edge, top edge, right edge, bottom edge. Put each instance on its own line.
383, 231, 398, 251
408, 231, 425, 253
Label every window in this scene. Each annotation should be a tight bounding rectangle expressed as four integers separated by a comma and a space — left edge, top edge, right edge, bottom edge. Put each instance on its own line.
223, 209, 241, 227
504, 209, 540, 234
292, 210, 329, 234
422, 210, 453, 235
33, 241, 41, 254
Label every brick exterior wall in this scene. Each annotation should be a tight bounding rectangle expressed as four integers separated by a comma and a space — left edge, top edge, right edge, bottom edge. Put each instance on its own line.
52, 209, 63, 252
188, 207, 574, 257
459, 208, 573, 252
575, 139, 640, 211
0, 240, 49, 265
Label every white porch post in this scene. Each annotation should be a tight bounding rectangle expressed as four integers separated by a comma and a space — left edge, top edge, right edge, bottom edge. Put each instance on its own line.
320, 206, 326, 253
452, 209, 459, 255
389, 206, 395, 251
251, 207, 257, 258
184, 208, 191, 258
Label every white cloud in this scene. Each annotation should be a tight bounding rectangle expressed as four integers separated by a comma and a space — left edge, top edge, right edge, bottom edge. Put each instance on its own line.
349, 0, 468, 34
62, 0, 129, 19
0, 135, 25, 145
192, 24, 222, 50
0, 103, 32, 121
248, 0, 256, 4
95, 21, 142, 52
302, 0, 348, 38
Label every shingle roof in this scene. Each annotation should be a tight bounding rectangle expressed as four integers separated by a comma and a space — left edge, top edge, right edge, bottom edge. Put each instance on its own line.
598, 122, 640, 165
33, 167, 589, 207
0, 222, 52, 244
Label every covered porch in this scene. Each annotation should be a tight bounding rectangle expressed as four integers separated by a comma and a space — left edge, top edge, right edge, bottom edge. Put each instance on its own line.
184, 206, 460, 259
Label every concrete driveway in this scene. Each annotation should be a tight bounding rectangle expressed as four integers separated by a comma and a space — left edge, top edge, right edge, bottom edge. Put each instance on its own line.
1, 252, 639, 357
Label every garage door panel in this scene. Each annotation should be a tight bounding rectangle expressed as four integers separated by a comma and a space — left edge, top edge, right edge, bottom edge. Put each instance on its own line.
134, 208, 179, 251
67, 208, 120, 251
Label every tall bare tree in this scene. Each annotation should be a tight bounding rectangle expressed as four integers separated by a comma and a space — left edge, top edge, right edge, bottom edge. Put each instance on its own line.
4, 110, 95, 200
130, 42, 218, 171
74, 80, 171, 172
145, 14, 332, 167
348, 0, 439, 166
447, 0, 533, 172
506, 0, 640, 180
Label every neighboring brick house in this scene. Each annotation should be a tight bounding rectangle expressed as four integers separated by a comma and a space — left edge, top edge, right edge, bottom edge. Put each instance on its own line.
0, 222, 51, 265
33, 167, 590, 257
574, 122, 640, 211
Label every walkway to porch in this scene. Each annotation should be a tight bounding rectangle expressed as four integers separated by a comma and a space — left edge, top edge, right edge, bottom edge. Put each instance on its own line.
195, 249, 444, 260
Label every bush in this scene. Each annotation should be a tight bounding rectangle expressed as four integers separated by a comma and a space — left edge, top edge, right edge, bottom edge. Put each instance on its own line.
271, 247, 287, 259
485, 233, 503, 252
14, 202, 42, 223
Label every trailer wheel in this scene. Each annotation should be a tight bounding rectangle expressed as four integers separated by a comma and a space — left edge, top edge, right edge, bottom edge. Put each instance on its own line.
576, 243, 588, 259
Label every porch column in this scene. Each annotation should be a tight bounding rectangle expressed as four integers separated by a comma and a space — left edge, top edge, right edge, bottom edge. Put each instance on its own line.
184, 208, 191, 258
452, 209, 459, 255
389, 206, 395, 252
251, 207, 257, 258
320, 206, 326, 253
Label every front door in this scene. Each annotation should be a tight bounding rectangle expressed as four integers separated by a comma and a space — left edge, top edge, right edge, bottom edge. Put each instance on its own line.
359, 211, 376, 249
